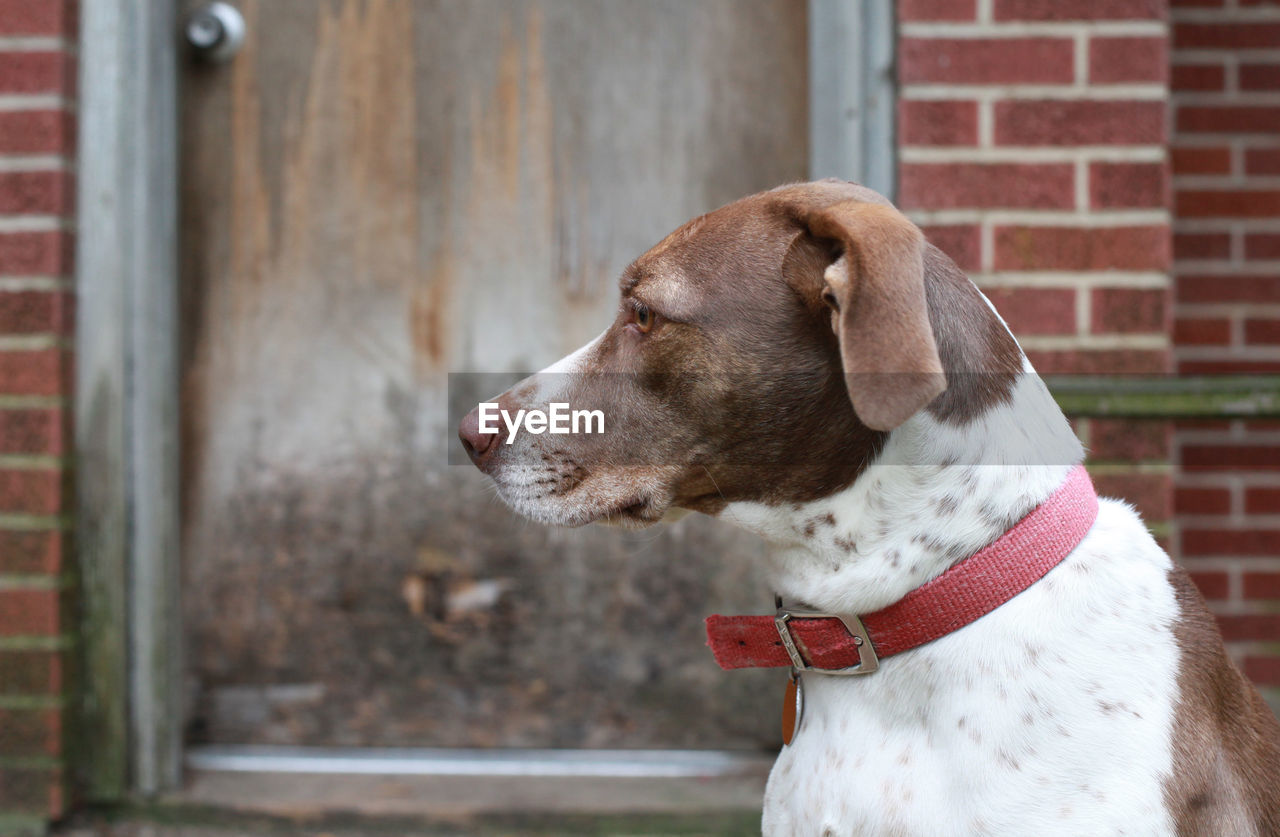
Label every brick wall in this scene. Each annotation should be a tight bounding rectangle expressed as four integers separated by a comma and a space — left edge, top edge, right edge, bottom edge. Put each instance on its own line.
897, 1, 1175, 542
1170, 0, 1280, 708
0, 0, 77, 831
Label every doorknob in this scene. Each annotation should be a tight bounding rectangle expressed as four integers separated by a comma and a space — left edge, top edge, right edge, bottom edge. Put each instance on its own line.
185, 2, 246, 63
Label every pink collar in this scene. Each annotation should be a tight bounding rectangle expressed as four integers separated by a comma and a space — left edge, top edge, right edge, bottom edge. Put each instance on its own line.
705, 465, 1099, 674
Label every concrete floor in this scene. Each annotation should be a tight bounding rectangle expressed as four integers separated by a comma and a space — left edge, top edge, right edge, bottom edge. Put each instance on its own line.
57, 812, 763, 837
53, 768, 769, 837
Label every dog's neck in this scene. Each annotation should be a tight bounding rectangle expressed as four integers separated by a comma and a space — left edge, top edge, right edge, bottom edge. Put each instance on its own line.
721, 362, 1084, 616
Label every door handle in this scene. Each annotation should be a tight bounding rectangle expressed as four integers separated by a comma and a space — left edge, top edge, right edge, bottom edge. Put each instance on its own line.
185, 2, 246, 63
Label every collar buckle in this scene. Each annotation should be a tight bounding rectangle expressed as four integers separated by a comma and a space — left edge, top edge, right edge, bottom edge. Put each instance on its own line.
774, 606, 880, 675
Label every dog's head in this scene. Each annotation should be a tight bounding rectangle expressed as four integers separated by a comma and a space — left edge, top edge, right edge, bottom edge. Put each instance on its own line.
458, 180, 1021, 528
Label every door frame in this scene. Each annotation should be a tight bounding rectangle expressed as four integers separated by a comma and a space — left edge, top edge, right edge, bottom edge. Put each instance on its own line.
810, 0, 897, 194
73, 0, 896, 797
75, 0, 182, 798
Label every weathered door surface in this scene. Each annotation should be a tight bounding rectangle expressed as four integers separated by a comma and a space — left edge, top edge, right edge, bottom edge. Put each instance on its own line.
180, 0, 808, 749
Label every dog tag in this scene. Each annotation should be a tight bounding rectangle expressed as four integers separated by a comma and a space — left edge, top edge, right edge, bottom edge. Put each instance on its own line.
782, 672, 803, 745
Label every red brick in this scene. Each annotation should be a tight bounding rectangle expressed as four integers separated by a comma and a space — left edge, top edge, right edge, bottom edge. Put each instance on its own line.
1171, 63, 1226, 92
1244, 571, 1280, 600
1178, 106, 1280, 135
996, 100, 1165, 146
0, 708, 59, 757
0, 530, 61, 574
1244, 656, 1280, 685
0, 52, 69, 95
1246, 487, 1280, 514
1244, 234, 1280, 261
984, 287, 1077, 335
1240, 63, 1280, 91
1174, 23, 1280, 49
1090, 162, 1168, 209
1174, 419, 1231, 432
1177, 190, 1280, 218
0, 290, 70, 334
0, 765, 62, 818
1174, 317, 1231, 345
1184, 444, 1280, 471
1188, 570, 1230, 600
1183, 528, 1280, 555
1179, 359, 1280, 374
0, 171, 71, 214
1172, 0, 1223, 6
0, 650, 61, 694
1089, 37, 1167, 84
0, 0, 74, 36
1216, 614, 1280, 642
1173, 232, 1230, 260
0, 469, 61, 514
920, 224, 981, 272
994, 225, 1169, 271
1089, 419, 1171, 461
898, 163, 1075, 210
900, 0, 977, 19
899, 100, 978, 147
1171, 146, 1231, 175
0, 590, 59, 636
900, 38, 1075, 85
1092, 471, 1171, 520
1175, 486, 1232, 515
1239, 189, 1280, 216
1245, 319, 1280, 344
0, 110, 73, 154
0, 231, 72, 275
994, 0, 1164, 20
1100, 424, 1168, 459
1245, 148, 1280, 175
0, 51, 68, 96
1178, 274, 1280, 304
0, 408, 62, 455
0, 349, 69, 396
1091, 287, 1169, 334
1026, 348, 1170, 374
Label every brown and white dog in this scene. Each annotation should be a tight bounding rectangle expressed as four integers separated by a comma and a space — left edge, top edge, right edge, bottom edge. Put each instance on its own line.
458, 180, 1280, 835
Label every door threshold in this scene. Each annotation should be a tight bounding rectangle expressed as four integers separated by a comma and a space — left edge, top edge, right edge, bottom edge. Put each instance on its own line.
179, 746, 772, 820
186, 745, 773, 778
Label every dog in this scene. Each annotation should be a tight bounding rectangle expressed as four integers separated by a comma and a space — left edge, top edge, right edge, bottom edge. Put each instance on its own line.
458, 180, 1280, 835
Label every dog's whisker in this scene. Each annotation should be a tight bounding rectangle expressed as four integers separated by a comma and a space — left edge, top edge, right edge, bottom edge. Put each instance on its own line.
701, 464, 728, 505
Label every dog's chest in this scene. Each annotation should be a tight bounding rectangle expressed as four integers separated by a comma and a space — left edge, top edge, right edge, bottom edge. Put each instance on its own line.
760, 502, 1182, 837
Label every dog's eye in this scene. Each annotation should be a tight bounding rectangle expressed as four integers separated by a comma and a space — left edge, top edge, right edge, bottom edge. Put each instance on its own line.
633, 304, 655, 333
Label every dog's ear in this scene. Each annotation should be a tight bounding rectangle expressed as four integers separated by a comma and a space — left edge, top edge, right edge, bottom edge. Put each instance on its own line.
806, 200, 946, 431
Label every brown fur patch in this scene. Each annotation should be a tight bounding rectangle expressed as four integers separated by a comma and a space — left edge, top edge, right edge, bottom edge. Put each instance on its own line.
920, 244, 1022, 424
1163, 567, 1280, 835
807, 201, 946, 431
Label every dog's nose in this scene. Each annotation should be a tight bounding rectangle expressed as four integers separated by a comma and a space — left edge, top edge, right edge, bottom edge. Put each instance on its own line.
459, 406, 502, 468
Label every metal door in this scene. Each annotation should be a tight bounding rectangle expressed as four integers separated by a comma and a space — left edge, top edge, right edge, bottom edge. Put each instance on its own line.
179, 0, 808, 749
